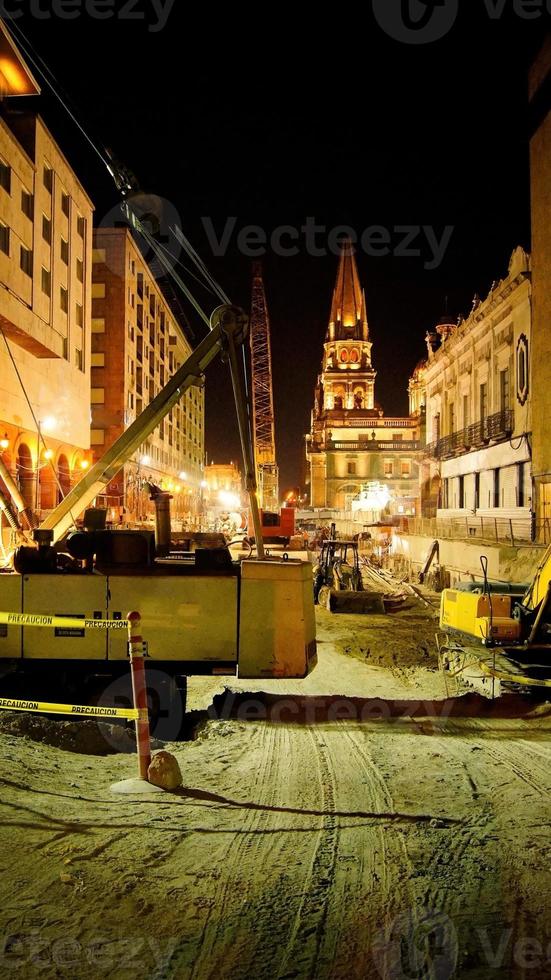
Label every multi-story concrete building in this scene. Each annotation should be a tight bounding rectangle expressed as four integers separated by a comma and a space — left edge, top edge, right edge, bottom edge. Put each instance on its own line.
529, 37, 551, 532
306, 243, 423, 516
90, 228, 205, 524
0, 105, 93, 515
421, 247, 532, 534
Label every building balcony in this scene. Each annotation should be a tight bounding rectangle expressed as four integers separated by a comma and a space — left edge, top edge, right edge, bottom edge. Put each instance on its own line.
309, 440, 420, 453
425, 409, 514, 460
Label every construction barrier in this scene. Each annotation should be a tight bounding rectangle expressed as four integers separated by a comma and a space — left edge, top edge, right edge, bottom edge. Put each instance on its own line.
0, 696, 142, 720
0, 610, 152, 780
0, 612, 128, 630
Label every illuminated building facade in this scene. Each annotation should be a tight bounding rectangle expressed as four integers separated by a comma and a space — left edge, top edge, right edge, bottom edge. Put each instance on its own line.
421, 247, 532, 531
0, 107, 93, 516
90, 228, 205, 523
306, 243, 423, 515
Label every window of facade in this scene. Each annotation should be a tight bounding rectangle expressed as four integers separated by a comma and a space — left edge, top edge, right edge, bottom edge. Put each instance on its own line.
75, 348, 83, 371
0, 158, 11, 193
91, 388, 105, 404
76, 303, 83, 327
61, 192, 70, 217
76, 258, 84, 282
91, 352, 105, 368
20, 246, 32, 277
0, 222, 9, 255
384, 460, 393, 477
458, 475, 465, 509
517, 463, 525, 508
347, 461, 356, 475
21, 189, 33, 220
92, 283, 106, 299
500, 368, 510, 412
77, 215, 86, 238
41, 267, 51, 297
493, 468, 500, 509
401, 461, 411, 477
91, 429, 105, 445
91, 318, 105, 333
60, 238, 69, 264
60, 286, 68, 313
463, 394, 469, 428
43, 165, 53, 193
42, 215, 51, 243
479, 382, 488, 420
474, 472, 480, 509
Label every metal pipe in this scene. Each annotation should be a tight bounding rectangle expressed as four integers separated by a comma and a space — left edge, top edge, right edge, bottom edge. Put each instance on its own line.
0, 456, 37, 529
127, 611, 151, 780
0, 486, 19, 530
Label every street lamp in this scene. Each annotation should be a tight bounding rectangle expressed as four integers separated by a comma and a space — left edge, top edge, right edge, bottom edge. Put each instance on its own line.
35, 416, 57, 513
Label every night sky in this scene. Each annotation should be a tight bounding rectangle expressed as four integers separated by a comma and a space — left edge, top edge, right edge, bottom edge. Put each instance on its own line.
5, 5, 548, 492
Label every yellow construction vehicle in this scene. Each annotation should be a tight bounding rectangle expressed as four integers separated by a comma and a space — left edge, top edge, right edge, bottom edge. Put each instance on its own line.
0, 306, 317, 722
439, 550, 551, 690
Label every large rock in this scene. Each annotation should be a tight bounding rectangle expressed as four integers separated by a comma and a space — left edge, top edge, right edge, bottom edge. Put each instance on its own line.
147, 750, 183, 790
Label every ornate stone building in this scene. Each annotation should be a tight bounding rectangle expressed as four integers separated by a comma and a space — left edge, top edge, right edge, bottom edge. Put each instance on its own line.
306, 243, 423, 515
420, 247, 532, 532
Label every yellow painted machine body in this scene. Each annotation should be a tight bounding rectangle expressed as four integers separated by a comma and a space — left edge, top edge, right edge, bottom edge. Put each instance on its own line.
0, 559, 317, 679
440, 589, 522, 643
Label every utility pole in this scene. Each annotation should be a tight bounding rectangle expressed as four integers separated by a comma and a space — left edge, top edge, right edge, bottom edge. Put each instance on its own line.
249, 262, 279, 512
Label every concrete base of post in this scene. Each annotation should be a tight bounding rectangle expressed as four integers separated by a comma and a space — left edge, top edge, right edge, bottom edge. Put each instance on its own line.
110, 778, 167, 796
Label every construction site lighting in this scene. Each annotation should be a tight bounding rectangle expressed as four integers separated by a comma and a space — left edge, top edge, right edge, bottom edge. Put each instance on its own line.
41, 416, 57, 434
218, 490, 240, 509
80, 459, 90, 470
43, 449, 54, 461
178, 471, 188, 481
140, 455, 151, 466
0, 433, 9, 450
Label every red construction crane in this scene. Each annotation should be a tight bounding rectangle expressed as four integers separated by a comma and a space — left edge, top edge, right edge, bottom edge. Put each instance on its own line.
249, 263, 279, 512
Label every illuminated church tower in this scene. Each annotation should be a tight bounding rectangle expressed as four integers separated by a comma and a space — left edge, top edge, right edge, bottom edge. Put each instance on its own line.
306, 241, 423, 513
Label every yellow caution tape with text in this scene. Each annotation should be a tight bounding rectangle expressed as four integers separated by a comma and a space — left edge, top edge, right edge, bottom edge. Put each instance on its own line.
0, 612, 128, 631
0, 696, 146, 721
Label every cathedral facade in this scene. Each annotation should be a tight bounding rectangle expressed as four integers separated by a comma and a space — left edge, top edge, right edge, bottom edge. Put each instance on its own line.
306, 244, 423, 515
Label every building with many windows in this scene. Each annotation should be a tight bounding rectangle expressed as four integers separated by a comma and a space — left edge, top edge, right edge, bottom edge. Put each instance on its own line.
421, 247, 532, 533
90, 228, 205, 524
0, 105, 93, 515
306, 243, 423, 515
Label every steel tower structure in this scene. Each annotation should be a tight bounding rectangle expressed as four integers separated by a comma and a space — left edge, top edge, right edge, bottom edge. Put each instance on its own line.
249, 262, 279, 512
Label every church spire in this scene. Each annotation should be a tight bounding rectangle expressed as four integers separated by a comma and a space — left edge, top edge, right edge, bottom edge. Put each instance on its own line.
328, 239, 369, 341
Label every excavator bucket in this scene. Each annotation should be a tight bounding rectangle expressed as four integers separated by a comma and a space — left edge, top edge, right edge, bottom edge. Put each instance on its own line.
319, 586, 386, 614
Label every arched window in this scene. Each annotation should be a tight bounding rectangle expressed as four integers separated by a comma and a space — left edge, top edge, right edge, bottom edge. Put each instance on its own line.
349, 348, 359, 363
340, 349, 348, 363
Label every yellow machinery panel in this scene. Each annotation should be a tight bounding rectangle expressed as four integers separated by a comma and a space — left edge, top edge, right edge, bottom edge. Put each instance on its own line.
239, 559, 317, 678
22, 575, 108, 660
106, 575, 239, 664
0, 572, 23, 658
440, 589, 521, 642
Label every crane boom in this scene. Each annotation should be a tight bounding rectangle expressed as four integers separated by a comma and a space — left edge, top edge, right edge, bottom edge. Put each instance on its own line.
250, 263, 279, 512
39, 306, 262, 547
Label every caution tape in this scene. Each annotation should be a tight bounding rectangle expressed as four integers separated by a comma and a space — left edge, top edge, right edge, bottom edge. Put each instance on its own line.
0, 612, 128, 631
0, 696, 146, 721
478, 659, 551, 689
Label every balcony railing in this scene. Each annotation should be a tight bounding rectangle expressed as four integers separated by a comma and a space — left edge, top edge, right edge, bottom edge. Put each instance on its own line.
311, 440, 420, 452
426, 409, 513, 460
333, 440, 420, 451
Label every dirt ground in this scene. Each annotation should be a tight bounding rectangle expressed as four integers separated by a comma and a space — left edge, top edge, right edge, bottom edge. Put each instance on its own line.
1, 600, 551, 979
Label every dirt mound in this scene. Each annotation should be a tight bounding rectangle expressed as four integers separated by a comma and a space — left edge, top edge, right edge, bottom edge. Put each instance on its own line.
0, 711, 165, 756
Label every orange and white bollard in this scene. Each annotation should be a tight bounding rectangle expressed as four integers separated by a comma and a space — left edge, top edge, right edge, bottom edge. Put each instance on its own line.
127, 611, 151, 780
